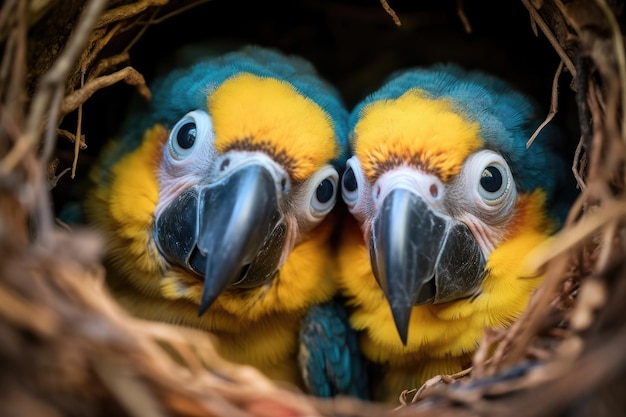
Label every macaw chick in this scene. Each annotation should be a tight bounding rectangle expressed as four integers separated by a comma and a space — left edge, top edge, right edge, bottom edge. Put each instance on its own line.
338, 63, 577, 403
86, 45, 367, 397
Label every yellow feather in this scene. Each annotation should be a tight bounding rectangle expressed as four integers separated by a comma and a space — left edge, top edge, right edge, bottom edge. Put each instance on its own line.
353, 89, 482, 183
86, 125, 165, 298
209, 73, 338, 181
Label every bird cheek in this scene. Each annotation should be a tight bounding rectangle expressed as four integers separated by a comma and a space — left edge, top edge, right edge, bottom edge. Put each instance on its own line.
155, 173, 202, 218
282, 214, 301, 261
360, 219, 374, 250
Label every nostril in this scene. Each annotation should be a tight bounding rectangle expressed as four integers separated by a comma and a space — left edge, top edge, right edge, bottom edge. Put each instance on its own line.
220, 158, 230, 171
429, 183, 439, 198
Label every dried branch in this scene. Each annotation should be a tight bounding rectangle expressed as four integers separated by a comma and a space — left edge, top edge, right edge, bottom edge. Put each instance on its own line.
0, 0, 108, 175
379, 0, 401, 27
71, 70, 85, 179
95, 0, 169, 28
520, 0, 577, 78
527, 60, 564, 148
2, 1, 625, 416
56, 128, 87, 149
593, 0, 626, 138
80, 23, 125, 81
456, 0, 472, 33
89, 51, 131, 80
60, 66, 151, 118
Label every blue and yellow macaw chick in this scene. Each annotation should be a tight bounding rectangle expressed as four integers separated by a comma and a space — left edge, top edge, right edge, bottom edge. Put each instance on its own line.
85, 45, 366, 395
337, 63, 577, 402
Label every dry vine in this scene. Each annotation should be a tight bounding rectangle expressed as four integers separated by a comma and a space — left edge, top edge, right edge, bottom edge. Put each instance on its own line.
0, 0, 625, 416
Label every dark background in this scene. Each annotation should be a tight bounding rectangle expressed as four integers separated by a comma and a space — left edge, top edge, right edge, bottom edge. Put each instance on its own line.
52, 0, 579, 213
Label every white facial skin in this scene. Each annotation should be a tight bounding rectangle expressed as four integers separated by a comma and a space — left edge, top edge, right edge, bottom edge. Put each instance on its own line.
342, 150, 518, 258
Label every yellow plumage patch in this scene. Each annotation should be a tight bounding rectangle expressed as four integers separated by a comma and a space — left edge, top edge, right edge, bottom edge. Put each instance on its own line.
208, 73, 338, 181
86, 125, 165, 297
353, 89, 482, 182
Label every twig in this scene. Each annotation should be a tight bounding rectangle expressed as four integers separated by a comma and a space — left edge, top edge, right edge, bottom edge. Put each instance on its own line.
0, 102, 23, 147
502, 252, 573, 368
71, 69, 85, 179
594, 219, 619, 275
474, 328, 506, 378
492, 326, 626, 417
0, 0, 18, 32
0, 0, 109, 174
593, 0, 626, 139
49, 166, 71, 189
520, 0, 576, 78
405, 373, 463, 405
572, 134, 587, 190
60, 66, 151, 118
379, 0, 401, 27
0, 0, 59, 43
95, 363, 168, 417
57, 128, 87, 149
526, 200, 626, 271
585, 80, 607, 184
81, 23, 124, 80
1, 0, 26, 149
114, 0, 212, 56
121, 7, 160, 55
37, 86, 64, 244
89, 51, 130, 80
95, 0, 169, 28
137, 0, 212, 26
456, 0, 472, 33
0, 281, 59, 336
0, 27, 16, 100
527, 60, 564, 148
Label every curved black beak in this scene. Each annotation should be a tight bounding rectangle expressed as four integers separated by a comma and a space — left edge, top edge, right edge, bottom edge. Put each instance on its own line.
370, 188, 486, 345
154, 163, 284, 316
196, 164, 282, 314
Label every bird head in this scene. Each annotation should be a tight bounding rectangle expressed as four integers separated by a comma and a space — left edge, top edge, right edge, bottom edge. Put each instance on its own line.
341, 64, 576, 344
96, 46, 349, 316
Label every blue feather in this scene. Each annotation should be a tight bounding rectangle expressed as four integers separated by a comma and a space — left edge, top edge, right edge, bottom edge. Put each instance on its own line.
299, 298, 370, 400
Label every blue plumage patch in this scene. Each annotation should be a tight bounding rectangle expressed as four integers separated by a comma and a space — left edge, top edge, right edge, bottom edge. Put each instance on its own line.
299, 298, 370, 400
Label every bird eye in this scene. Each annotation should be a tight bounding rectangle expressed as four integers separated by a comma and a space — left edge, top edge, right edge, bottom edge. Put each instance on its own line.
343, 166, 357, 192
459, 150, 517, 222
478, 162, 510, 203
176, 122, 197, 150
168, 111, 213, 160
316, 179, 335, 203
311, 175, 337, 214
306, 165, 339, 219
341, 158, 361, 206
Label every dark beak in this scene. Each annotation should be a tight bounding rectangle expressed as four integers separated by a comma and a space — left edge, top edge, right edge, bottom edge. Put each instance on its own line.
154, 163, 284, 316
369, 188, 486, 345
196, 164, 282, 314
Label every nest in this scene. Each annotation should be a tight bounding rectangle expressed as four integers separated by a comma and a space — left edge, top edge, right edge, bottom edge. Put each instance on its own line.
1, 0, 625, 415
